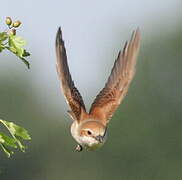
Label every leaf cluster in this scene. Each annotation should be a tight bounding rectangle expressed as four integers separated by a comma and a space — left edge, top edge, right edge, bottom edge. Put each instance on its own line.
0, 120, 31, 157
0, 17, 30, 68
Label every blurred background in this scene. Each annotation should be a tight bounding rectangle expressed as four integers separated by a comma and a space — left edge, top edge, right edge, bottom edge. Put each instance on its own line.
0, 0, 182, 179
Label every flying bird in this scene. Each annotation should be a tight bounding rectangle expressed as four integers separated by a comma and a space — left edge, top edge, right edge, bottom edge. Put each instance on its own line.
55, 27, 141, 151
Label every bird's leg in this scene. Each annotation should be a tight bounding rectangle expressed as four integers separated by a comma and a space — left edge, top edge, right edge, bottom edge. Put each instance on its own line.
75, 144, 83, 152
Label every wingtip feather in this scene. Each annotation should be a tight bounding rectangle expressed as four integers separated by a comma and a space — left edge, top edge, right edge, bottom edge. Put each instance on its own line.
56, 26, 63, 46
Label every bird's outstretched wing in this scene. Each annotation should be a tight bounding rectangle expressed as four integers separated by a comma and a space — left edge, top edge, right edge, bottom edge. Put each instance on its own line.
56, 27, 86, 121
89, 29, 141, 125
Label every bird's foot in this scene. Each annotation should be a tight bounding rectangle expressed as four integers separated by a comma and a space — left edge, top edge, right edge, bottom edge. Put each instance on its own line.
75, 144, 83, 152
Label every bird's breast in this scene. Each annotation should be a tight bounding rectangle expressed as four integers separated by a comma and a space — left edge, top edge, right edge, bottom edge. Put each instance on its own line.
70, 121, 80, 143
70, 121, 106, 151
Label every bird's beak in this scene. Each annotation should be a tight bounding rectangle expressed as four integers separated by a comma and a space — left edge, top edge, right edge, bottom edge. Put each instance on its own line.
95, 135, 104, 143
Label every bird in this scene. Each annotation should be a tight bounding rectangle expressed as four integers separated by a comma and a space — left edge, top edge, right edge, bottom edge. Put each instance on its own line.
55, 27, 141, 152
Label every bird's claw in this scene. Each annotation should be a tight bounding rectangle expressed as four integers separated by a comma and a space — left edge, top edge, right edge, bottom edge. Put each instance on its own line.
75, 144, 83, 152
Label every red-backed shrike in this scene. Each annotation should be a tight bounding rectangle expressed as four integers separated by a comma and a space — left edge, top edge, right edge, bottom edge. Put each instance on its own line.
55, 27, 141, 151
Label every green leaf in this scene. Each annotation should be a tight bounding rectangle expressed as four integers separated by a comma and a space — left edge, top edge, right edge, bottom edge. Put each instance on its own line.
8, 35, 24, 57
0, 135, 5, 143
7, 46, 16, 53
0, 143, 14, 158
14, 138, 25, 152
9, 34, 26, 47
20, 57, 30, 69
23, 49, 31, 57
0, 32, 8, 53
1, 120, 31, 140
0, 44, 5, 52
7, 34, 30, 69
0, 119, 31, 154
0, 32, 8, 41
0, 132, 17, 148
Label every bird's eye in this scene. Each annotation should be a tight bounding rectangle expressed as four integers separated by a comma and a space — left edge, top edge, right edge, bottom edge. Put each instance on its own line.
87, 130, 92, 135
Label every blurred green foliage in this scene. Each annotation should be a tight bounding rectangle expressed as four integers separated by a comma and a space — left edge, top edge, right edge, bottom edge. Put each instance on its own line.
0, 17, 31, 157
0, 27, 182, 180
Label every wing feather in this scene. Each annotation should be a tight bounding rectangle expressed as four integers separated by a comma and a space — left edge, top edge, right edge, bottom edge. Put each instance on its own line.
89, 28, 141, 124
55, 27, 86, 121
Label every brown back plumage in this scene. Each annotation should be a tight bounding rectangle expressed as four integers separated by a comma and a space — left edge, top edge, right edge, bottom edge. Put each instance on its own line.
89, 29, 141, 124
56, 27, 86, 121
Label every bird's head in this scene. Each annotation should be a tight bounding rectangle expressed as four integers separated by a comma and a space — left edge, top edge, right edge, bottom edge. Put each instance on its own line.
78, 120, 107, 150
